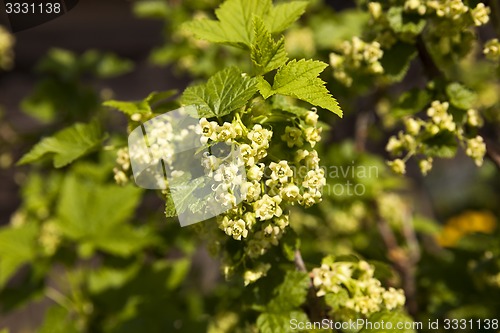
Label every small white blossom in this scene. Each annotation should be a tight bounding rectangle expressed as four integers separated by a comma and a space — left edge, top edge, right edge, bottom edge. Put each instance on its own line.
269, 160, 294, 183
281, 126, 304, 148
254, 194, 283, 220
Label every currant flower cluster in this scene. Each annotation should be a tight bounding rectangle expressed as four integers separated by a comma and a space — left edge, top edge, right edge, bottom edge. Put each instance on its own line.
425, 1, 490, 26
196, 109, 326, 262
366, 1, 490, 54
0, 26, 14, 70
386, 100, 486, 175
311, 258, 406, 316
484, 39, 500, 61
329, 36, 384, 87
113, 147, 131, 185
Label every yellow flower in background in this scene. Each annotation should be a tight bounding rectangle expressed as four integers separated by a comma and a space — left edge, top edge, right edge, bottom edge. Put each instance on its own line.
437, 211, 497, 247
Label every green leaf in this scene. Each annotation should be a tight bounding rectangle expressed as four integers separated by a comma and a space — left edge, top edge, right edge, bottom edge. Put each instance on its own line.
167, 258, 191, 289
181, 66, 257, 117
257, 311, 309, 333
251, 17, 288, 75
181, 0, 272, 48
17, 121, 105, 168
0, 224, 38, 288
169, 177, 205, 215
387, 7, 426, 36
80, 50, 134, 78
360, 310, 416, 333
325, 289, 350, 312
268, 270, 310, 311
56, 176, 152, 257
38, 306, 79, 333
392, 89, 431, 118
258, 59, 342, 117
423, 130, 458, 158
164, 190, 177, 218
88, 263, 140, 294
380, 42, 417, 82
181, 0, 307, 48
446, 82, 477, 110
263, 1, 308, 33
103, 90, 177, 116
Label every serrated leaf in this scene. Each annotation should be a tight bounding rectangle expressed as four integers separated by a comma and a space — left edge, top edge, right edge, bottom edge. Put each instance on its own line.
17, 121, 105, 168
181, 0, 307, 48
0, 223, 38, 288
251, 17, 288, 75
360, 310, 416, 333
169, 177, 205, 215
164, 190, 177, 218
103, 90, 177, 116
268, 270, 310, 311
446, 82, 477, 110
181, 0, 272, 48
257, 311, 309, 333
103, 99, 150, 116
181, 67, 257, 117
258, 59, 342, 116
263, 1, 308, 33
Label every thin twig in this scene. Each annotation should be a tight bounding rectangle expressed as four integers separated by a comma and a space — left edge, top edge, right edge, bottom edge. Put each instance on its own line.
374, 203, 420, 317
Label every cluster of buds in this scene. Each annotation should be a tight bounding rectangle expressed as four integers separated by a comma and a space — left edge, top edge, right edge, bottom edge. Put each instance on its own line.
484, 39, 500, 61
311, 258, 406, 316
329, 37, 384, 87
386, 100, 486, 174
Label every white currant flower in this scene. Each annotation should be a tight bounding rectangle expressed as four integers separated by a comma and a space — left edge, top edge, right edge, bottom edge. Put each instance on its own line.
295, 149, 310, 163
304, 127, 322, 146
243, 263, 271, 286
217, 122, 238, 142
197, 118, 218, 143
223, 218, 248, 240
471, 3, 490, 26
305, 111, 319, 126
239, 143, 256, 166
273, 215, 290, 230
302, 169, 326, 190
243, 212, 257, 228
304, 150, 320, 169
247, 163, 265, 181
281, 126, 304, 148
254, 194, 283, 220
465, 135, 486, 166
269, 160, 294, 183
248, 124, 272, 149
280, 183, 301, 202
241, 181, 261, 202
387, 159, 406, 175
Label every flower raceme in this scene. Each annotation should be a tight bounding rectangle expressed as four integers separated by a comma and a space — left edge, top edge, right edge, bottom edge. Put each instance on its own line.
193, 109, 327, 261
